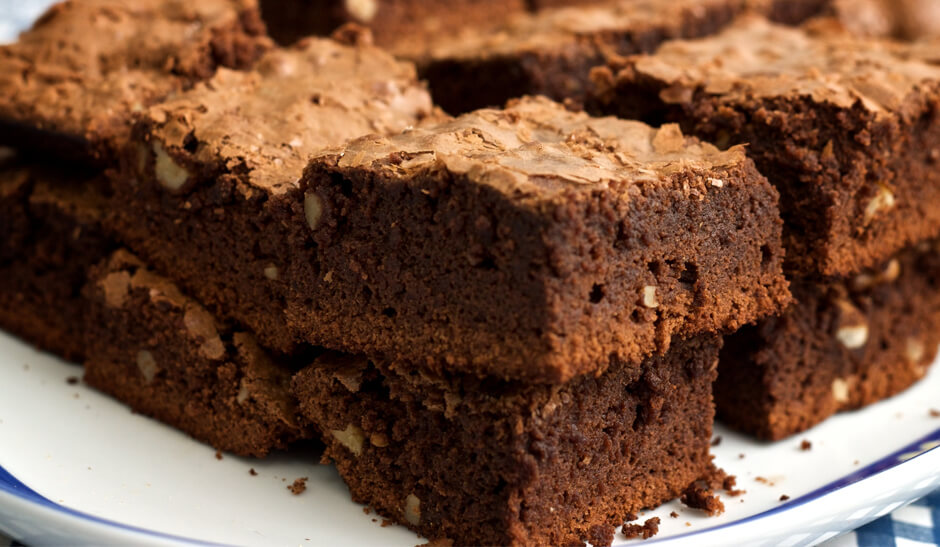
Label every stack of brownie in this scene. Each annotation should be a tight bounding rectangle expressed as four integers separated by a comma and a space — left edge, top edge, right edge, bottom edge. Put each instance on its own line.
2, 0, 940, 545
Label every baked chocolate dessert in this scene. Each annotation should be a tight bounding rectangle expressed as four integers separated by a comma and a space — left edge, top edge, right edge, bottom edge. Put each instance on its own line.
117, 91, 788, 382
590, 16, 940, 277
293, 334, 723, 546
0, 0, 271, 165
0, 154, 113, 362
83, 251, 310, 457
717, 240, 940, 439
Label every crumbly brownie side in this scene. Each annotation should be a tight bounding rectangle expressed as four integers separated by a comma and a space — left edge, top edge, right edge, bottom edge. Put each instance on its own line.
0, 160, 114, 362
292, 335, 721, 546
0, 0, 271, 165
83, 251, 309, 457
261, 0, 527, 47
716, 240, 940, 440
110, 34, 435, 354
590, 16, 940, 277
409, 0, 749, 114
300, 96, 788, 382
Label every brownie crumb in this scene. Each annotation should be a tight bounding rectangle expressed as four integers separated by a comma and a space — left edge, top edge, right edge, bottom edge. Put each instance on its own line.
681, 482, 725, 516
702, 463, 744, 496
670, 511, 679, 518
621, 517, 661, 540
755, 476, 769, 485
214, 451, 223, 460
738, 453, 746, 459
711, 435, 722, 446
929, 408, 940, 418
587, 523, 615, 546
249, 468, 258, 476
288, 477, 308, 495
66, 376, 80, 385
779, 494, 790, 501
800, 440, 812, 451
363, 507, 371, 515
381, 519, 393, 527
685, 522, 691, 527
624, 512, 639, 523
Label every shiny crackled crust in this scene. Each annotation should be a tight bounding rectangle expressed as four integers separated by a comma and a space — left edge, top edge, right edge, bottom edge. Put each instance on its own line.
717, 239, 940, 440
0, 0, 271, 165
590, 16, 940, 277
299, 96, 789, 381
83, 251, 309, 457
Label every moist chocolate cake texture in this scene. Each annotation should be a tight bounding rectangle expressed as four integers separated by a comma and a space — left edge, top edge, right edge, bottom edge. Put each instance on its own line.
292, 334, 722, 546
0, 156, 114, 362
83, 251, 310, 457
589, 16, 940, 278
717, 240, 940, 440
117, 88, 788, 383
0, 0, 271, 165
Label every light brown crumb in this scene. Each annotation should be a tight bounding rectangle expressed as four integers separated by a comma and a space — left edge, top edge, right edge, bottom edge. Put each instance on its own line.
755, 476, 769, 485
800, 440, 812, 451
929, 408, 940, 418
249, 468, 258, 476
381, 519, 393, 527
288, 477, 308, 495
685, 522, 691, 527
779, 494, 790, 501
621, 517, 660, 540
738, 453, 746, 459
66, 376, 80, 385
363, 507, 371, 515
669, 511, 679, 518
214, 451, 223, 460
854, 460, 860, 466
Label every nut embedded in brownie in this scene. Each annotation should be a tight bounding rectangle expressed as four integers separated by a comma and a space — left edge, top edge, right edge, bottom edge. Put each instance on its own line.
589, 15, 940, 277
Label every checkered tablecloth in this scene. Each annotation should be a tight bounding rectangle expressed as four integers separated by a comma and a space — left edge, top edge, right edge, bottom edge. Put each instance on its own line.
0, 2, 938, 546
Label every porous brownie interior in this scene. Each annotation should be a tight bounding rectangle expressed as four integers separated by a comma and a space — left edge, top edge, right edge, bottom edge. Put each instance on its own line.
293, 335, 721, 545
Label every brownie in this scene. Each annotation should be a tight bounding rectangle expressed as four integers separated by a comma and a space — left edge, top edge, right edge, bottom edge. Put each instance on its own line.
111, 33, 436, 356
716, 239, 940, 440
292, 334, 723, 546
261, 0, 527, 47
0, 0, 271, 165
117, 90, 787, 382
0, 156, 114, 362
590, 16, 940, 277
405, 0, 752, 114
83, 251, 310, 458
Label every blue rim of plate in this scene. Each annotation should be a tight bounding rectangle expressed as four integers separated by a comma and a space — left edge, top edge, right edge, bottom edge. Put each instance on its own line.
1, 427, 937, 545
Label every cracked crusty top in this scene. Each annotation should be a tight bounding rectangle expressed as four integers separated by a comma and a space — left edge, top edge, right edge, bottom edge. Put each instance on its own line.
0, 0, 269, 160
318, 96, 748, 196
395, 0, 747, 60
614, 15, 940, 117
141, 35, 436, 194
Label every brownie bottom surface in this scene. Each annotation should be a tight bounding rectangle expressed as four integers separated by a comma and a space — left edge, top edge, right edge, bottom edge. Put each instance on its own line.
717, 240, 940, 440
293, 335, 721, 546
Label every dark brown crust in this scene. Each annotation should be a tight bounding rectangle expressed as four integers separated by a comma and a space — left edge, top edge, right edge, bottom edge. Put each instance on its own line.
261, 0, 527, 47
589, 18, 940, 277
716, 240, 940, 440
0, 161, 113, 362
82, 251, 310, 458
292, 335, 721, 546
0, 0, 271, 165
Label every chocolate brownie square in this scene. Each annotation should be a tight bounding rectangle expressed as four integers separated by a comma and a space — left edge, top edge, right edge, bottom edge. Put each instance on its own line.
0, 0, 271, 165
117, 89, 787, 382
83, 251, 310, 457
0, 155, 114, 362
110, 33, 435, 355
292, 334, 722, 546
716, 240, 940, 440
590, 16, 940, 277
407, 0, 751, 114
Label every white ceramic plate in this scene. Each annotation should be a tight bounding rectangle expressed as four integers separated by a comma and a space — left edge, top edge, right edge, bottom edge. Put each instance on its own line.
0, 331, 938, 546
